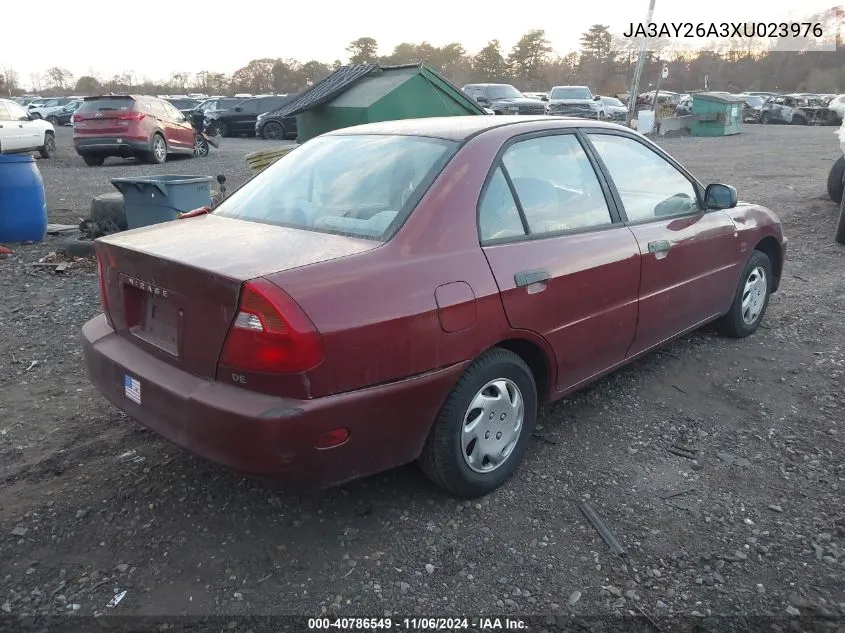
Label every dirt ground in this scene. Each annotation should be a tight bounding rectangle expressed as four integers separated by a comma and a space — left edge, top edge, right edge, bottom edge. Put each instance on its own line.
0, 125, 843, 625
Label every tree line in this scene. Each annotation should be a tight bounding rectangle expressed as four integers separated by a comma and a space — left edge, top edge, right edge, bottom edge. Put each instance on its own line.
4, 13, 845, 99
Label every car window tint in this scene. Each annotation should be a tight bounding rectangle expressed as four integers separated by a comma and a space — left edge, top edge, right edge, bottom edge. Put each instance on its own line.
588, 133, 700, 222
501, 135, 612, 235
0, 102, 10, 121
478, 167, 526, 242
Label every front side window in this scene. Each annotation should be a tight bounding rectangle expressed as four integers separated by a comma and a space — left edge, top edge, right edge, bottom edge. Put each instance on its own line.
214, 134, 458, 241
588, 133, 700, 222
501, 134, 612, 235
5, 101, 30, 121
0, 103, 10, 121
485, 85, 523, 100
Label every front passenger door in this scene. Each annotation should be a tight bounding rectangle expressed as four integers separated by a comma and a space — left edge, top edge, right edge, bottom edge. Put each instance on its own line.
585, 131, 741, 357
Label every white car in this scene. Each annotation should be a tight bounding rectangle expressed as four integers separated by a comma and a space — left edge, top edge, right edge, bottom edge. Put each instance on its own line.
28, 98, 75, 124
828, 94, 845, 122
0, 98, 56, 158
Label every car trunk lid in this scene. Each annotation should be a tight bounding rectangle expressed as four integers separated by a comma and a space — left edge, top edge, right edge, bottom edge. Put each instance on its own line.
96, 214, 380, 379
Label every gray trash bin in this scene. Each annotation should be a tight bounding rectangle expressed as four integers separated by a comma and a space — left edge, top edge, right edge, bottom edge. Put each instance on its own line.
111, 175, 213, 229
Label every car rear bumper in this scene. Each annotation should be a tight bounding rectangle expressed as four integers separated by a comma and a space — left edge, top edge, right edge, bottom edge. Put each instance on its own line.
74, 137, 149, 155
82, 314, 466, 490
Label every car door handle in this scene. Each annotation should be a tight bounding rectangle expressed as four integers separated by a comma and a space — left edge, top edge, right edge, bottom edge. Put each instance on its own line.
514, 269, 550, 287
647, 240, 671, 253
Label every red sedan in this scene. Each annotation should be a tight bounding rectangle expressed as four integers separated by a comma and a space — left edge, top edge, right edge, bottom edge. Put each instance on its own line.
82, 116, 787, 497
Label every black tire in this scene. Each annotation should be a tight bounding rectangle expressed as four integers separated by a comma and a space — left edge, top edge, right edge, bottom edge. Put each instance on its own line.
90, 192, 127, 231
261, 121, 285, 141
39, 132, 55, 159
46, 116, 59, 126
836, 195, 845, 245
419, 347, 538, 497
760, 112, 770, 124
82, 154, 105, 167
147, 133, 167, 164
827, 156, 845, 203
59, 235, 96, 258
791, 115, 806, 126
716, 250, 774, 338
208, 121, 227, 138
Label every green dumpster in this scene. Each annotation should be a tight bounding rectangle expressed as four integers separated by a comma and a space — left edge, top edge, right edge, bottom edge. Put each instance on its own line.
690, 93, 745, 136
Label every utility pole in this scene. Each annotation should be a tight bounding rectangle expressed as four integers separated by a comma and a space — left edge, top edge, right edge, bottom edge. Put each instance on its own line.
625, 0, 657, 128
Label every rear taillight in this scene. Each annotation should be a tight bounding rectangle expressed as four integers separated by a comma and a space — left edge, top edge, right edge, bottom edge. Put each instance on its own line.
219, 279, 324, 374
71, 113, 80, 123
95, 249, 114, 327
117, 111, 145, 121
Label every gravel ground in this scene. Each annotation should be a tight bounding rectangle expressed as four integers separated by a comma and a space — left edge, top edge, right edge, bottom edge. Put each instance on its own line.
0, 124, 844, 626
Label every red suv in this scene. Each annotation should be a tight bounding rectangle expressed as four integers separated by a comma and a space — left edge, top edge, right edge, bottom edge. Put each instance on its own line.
72, 95, 205, 166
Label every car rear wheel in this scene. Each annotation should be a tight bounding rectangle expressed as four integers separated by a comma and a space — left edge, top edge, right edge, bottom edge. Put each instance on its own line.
827, 156, 845, 203
39, 132, 55, 159
716, 250, 773, 338
791, 115, 806, 125
760, 112, 770, 124
419, 347, 537, 497
82, 154, 105, 167
148, 133, 167, 164
261, 121, 285, 140
46, 116, 59, 126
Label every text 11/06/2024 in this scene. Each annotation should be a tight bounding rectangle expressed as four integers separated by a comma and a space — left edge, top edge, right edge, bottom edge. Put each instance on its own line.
623, 21, 826, 38
307, 617, 528, 630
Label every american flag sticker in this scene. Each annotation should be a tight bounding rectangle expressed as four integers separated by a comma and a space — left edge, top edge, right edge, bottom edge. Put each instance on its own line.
124, 375, 141, 405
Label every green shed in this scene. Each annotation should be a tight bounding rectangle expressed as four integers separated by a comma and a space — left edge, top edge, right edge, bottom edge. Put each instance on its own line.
690, 92, 745, 136
275, 63, 487, 143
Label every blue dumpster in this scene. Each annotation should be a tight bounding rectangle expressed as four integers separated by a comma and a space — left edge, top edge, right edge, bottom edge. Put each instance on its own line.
111, 175, 213, 229
0, 154, 48, 243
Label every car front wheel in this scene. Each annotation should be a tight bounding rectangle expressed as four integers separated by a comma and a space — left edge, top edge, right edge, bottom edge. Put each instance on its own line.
39, 132, 55, 159
716, 250, 773, 338
419, 347, 538, 497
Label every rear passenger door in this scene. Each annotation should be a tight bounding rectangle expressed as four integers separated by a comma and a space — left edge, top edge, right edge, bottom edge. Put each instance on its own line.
479, 132, 642, 392
584, 130, 741, 357
161, 101, 195, 151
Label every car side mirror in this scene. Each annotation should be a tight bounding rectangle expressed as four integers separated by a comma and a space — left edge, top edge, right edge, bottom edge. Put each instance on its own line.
541, 95, 548, 101
705, 183, 737, 209
234, 107, 243, 112
593, 95, 601, 101
476, 97, 488, 105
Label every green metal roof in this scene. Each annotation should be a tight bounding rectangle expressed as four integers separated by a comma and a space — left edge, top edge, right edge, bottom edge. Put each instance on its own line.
330, 67, 418, 108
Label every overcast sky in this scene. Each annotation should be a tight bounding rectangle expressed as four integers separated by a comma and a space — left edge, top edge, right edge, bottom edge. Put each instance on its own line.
1, 0, 838, 87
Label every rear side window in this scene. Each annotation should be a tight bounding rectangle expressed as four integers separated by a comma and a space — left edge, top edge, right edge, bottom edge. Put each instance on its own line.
76, 98, 135, 114
502, 134, 613, 235
215, 134, 459, 241
478, 168, 526, 242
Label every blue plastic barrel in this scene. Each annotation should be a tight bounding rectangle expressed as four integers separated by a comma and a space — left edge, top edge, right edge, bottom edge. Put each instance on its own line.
111, 175, 213, 229
0, 154, 48, 243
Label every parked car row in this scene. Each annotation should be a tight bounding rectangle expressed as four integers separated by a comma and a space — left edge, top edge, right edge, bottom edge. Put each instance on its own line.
0, 98, 56, 157
673, 91, 841, 125
461, 84, 629, 121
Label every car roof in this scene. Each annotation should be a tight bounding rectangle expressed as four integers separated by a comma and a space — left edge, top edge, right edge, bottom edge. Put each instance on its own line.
464, 83, 515, 88
326, 115, 626, 141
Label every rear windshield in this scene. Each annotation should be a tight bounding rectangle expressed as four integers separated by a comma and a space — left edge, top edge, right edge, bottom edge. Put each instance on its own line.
214, 134, 459, 241
77, 97, 135, 113
551, 87, 592, 100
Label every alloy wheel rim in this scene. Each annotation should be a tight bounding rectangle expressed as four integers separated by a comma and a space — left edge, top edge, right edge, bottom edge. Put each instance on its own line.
741, 266, 767, 325
154, 138, 165, 161
194, 137, 208, 156
46, 136, 55, 153
461, 378, 524, 473
265, 123, 282, 139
